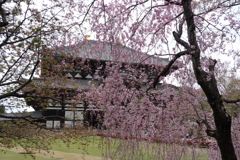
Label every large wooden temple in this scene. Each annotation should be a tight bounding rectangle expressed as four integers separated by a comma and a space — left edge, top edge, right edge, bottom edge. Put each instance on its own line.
23, 40, 169, 129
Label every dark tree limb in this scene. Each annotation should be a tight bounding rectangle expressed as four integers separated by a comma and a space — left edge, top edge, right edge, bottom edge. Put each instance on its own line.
0, 0, 8, 27
151, 50, 189, 89
208, 58, 217, 72
0, 60, 39, 100
173, 31, 190, 50
222, 98, 240, 104
164, 0, 182, 6
0, 80, 22, 86
206, 129, 216, 137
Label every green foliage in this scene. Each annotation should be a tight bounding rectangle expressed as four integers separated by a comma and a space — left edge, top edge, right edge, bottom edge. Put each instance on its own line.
224, 78, 240, 117
0, 105, 5, 114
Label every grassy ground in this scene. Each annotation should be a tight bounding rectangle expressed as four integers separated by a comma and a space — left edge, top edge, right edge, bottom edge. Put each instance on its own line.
51, 136, 106, 157
0, 149, 53, 160
99, 138, 209, 160
0, 147, 103, 160
51, 136, 209, 160
0, 136, 209, 160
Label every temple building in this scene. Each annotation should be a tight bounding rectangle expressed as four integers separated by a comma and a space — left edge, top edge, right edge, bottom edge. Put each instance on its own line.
23, 40, 169, 129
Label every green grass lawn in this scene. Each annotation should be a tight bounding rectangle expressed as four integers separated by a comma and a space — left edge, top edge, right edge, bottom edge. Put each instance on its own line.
0, 149, 54, 160
0, 136, 209, 160
51, 136, 208, 160
51, 136, 105, 157
0, 136, 106, 160
95, 138, 208, 160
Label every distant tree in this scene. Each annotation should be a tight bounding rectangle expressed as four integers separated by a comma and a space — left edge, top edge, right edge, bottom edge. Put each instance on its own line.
221, 78, 240, 117
0, 0, 88, 154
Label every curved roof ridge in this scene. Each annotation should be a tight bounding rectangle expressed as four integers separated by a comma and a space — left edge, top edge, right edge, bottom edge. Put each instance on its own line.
54, 40, 169, 66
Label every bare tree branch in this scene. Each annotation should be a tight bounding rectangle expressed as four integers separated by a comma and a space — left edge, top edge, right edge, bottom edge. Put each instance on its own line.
164, 0, 182, 6
222, 98, 240, 104
150, 50, 189, 89
0, 60, 39, 99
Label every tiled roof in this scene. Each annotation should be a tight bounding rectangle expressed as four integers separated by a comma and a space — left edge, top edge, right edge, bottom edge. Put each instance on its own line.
0, 111, 43, 120
54, 40, 169, 66
31, 78, 98, 89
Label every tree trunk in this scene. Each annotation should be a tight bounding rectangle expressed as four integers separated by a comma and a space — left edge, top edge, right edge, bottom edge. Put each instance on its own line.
211, 101, 237, 160
181, 0, 238, 159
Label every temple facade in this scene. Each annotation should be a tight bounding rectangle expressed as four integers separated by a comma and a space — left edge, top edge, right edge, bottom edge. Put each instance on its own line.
23, 40, 169, 129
